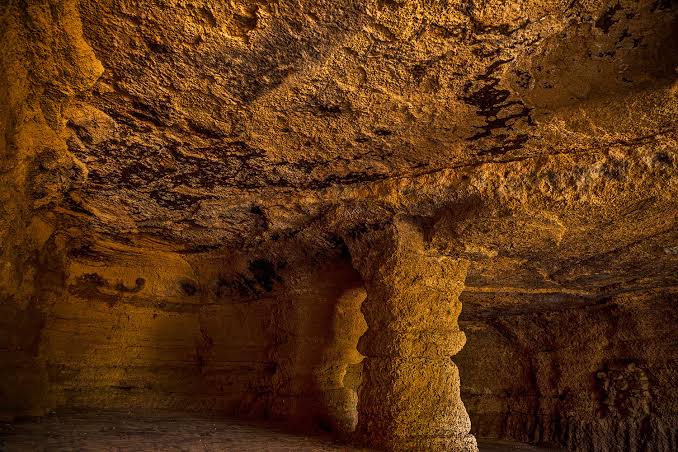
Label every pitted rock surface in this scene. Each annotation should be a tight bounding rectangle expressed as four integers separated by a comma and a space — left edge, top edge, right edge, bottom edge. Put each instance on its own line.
1, 1, 677, 451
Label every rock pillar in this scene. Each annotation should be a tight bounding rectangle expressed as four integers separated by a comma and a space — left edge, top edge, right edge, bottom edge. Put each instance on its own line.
345, 218, 477, 451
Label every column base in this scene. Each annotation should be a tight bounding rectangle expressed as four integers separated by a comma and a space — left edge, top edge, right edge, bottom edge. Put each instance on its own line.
357, 431, 478, 452
357, 357, 477, 451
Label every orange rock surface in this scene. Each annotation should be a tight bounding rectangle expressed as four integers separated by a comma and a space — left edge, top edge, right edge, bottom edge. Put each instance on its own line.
1, 1, 676, 450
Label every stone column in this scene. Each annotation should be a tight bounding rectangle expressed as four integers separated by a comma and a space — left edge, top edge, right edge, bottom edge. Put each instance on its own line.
345, 218, 477, 451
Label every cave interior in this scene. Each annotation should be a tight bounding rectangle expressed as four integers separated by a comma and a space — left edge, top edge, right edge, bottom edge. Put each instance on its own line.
1, 0, 677, 451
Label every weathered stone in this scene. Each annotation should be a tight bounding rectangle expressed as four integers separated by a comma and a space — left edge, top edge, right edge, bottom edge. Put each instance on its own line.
0, 0, 676, 451
344, 218, 476, 450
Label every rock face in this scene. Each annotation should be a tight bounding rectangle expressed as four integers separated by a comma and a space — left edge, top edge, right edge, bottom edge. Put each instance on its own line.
457, 289, 678, 451
0, 0, 677, 451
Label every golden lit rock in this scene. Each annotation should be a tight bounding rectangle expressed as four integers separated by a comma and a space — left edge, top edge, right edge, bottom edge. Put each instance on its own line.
0, 0, 676, 451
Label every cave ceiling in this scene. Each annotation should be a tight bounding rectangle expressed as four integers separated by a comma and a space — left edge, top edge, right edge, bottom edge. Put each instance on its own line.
13, 0, 678, 314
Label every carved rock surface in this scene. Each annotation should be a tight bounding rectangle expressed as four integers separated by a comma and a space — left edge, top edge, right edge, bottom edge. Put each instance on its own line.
0, 1, 677, 451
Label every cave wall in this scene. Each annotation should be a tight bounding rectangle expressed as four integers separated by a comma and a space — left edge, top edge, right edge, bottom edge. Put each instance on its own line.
457, 289, 678, 451
12, 234, 678, 452
268, 262, 366, 434
42, 244, 276, 414
2, 228, 365, 431
0, 0, 103, 419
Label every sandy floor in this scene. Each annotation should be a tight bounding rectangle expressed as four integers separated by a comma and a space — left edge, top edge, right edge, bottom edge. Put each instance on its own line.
0, 411, 563, 451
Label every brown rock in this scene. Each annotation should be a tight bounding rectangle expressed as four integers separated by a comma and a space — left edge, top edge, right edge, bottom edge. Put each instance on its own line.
0, 0, 676, 451
345, 218, 476, 450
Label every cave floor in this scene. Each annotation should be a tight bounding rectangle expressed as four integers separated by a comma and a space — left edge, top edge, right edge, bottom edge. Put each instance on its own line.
0, 410, 564, 451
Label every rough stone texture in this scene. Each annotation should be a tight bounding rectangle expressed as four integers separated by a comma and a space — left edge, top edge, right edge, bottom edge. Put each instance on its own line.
457, 288, 678, 452
268, 261, 366, 435
345, 218, 476, 451
24, 242, 366, 430
1, 0, 677, 451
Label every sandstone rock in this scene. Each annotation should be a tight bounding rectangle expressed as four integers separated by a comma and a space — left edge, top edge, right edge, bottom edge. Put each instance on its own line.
0, 0, 676, 451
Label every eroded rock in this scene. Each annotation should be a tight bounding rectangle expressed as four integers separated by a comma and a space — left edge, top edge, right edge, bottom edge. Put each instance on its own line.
0, 1, 676, 451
